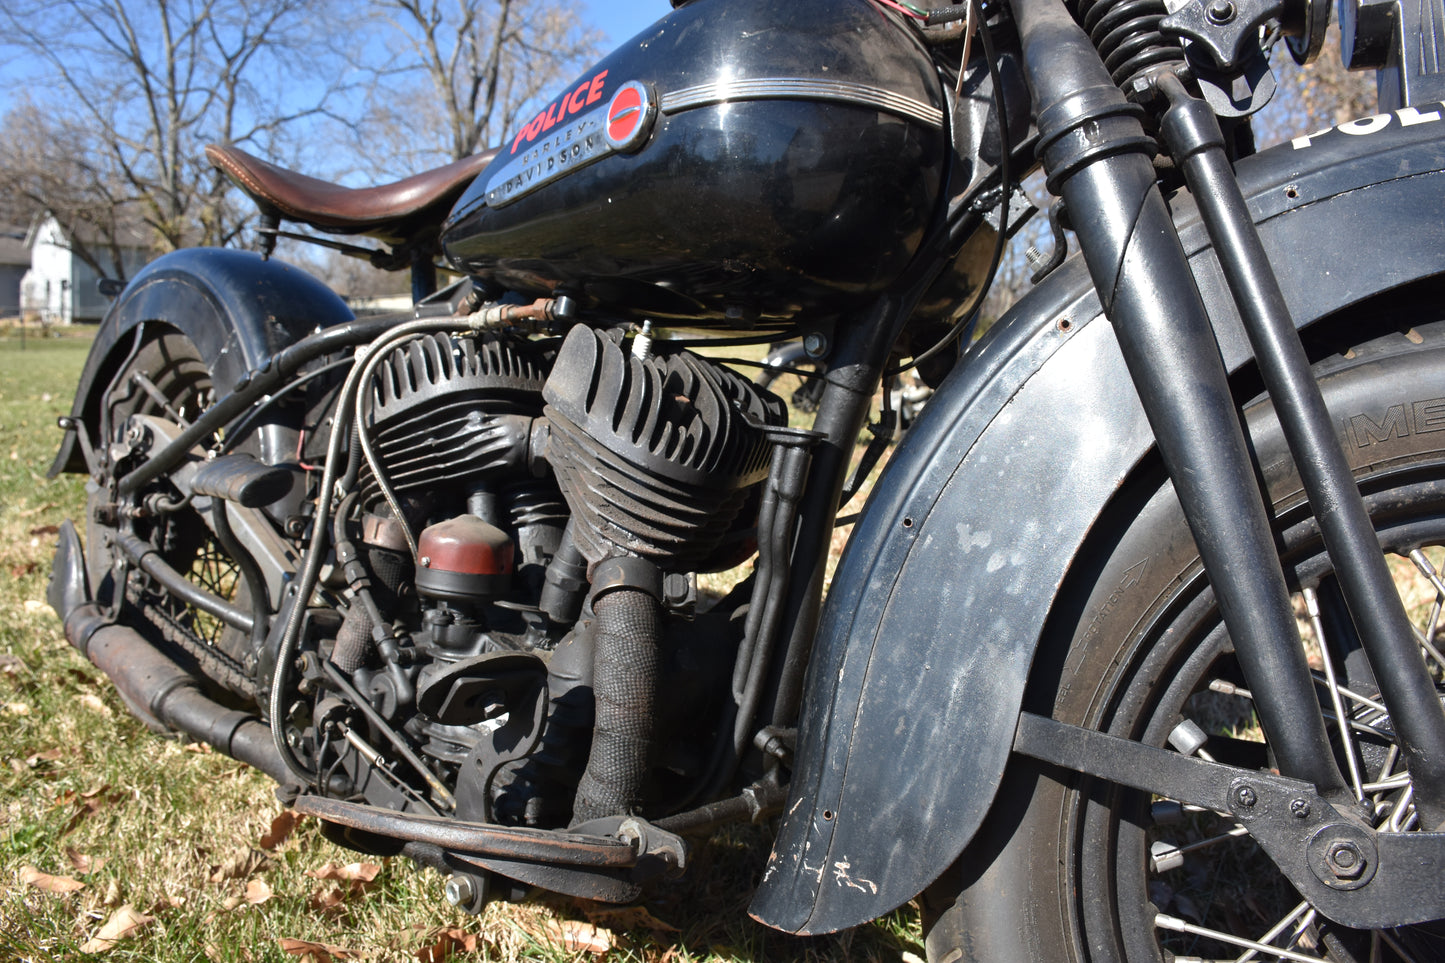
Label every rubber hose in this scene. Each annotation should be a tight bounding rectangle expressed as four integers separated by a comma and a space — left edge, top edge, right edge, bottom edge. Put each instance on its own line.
570, 587, 661, 825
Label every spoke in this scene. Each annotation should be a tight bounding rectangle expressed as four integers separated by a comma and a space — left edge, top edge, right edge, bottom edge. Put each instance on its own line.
1388, 783, 1419, 832
1151, 826, 1249, 871
1304, 589, 1365, 800
1411, 625, 1445, 674
1407, 550, 1445, 669
1376, 744, 1401, 786
1234, 900, 1312, 963
1310, 672, 1388, 714
1380, 928, 1425, 963
1209, 679, 1253, 699
1362, 773, 1412, 794
1155, 914, 1326, 962
1283, 908, 1316, 952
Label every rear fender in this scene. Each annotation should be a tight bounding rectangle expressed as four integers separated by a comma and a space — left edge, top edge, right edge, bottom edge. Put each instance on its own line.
51, 247, 354, 476
750, 110, 1445, 933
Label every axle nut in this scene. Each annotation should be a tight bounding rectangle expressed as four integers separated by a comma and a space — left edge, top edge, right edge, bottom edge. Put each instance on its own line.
1234, 785, 1257, 808
1326, 840, 1366, 879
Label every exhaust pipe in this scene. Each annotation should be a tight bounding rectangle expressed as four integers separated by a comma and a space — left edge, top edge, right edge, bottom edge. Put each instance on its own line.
51, 520, 292, 785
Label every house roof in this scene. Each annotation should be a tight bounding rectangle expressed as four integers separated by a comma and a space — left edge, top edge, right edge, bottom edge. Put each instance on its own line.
26, 213, 151, 252
0, 225, 28, 267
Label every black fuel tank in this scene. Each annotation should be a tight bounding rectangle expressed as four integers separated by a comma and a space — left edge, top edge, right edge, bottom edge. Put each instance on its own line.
440, 0, 947, 324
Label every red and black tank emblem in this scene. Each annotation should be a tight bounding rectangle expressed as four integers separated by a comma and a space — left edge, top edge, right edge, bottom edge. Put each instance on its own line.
605, 82, 656, 152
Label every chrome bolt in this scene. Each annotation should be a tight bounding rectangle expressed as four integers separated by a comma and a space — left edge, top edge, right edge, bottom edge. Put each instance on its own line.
444, 874, 475, 908
1234, 785, 1257, 808
803, 332, 829, 359
1290, 798, 1312, 819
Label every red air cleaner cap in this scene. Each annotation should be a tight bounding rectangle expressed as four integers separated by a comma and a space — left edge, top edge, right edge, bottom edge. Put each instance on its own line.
415, 515, 514, 603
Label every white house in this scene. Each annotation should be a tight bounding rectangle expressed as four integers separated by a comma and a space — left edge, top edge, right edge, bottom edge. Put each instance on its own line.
0, 226, 28, 318
19, 214, 151, 323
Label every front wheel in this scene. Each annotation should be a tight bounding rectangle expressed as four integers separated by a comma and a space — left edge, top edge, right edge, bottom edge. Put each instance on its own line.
926, 316, 1445, 963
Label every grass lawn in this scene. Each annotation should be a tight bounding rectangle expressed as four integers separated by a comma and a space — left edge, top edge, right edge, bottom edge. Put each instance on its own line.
0, 328, 922, 962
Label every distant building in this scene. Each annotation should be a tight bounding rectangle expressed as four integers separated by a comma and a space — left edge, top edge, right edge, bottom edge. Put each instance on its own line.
19, 213, 152, 323
0, 226, 28, 318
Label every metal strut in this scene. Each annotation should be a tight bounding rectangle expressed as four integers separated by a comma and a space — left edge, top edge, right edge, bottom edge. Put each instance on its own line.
1157, 73, 1445, 828
1010, 0, 1346, 795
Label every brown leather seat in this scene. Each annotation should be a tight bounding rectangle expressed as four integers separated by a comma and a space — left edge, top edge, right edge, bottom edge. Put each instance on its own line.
205, 144, 498, 245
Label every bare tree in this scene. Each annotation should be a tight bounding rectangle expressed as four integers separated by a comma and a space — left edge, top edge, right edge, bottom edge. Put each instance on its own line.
1257, 26, 1378, 147
0, 98, 148, 280
363, 0, 602, 169
0, 0, 354, 259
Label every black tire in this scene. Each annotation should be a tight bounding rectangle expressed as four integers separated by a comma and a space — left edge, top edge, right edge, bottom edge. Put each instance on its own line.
925, 317, 1445, 963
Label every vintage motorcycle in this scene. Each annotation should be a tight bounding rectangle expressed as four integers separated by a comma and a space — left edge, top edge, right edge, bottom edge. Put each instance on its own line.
43, 0, 1445, 958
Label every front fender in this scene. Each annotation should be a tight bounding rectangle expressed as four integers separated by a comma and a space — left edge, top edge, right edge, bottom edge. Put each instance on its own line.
51, 247, 354, 476
751, 110, 1445, 933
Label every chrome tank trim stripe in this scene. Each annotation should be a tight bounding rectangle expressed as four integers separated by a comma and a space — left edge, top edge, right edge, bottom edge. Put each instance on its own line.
660, 77, 944, 129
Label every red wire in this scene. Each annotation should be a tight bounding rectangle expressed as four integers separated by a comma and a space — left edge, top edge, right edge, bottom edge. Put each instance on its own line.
870, 0, 927, 19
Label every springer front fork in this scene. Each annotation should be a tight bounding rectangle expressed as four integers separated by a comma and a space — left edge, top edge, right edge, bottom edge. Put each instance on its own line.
1010, 0, 1445, 828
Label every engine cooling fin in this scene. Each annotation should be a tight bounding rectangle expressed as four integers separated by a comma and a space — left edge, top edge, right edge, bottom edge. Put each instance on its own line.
362, 333, 549, 501
542, 326, 784, 569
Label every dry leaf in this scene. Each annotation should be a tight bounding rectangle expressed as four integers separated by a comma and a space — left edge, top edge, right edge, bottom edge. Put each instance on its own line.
79, 692, 112, 716
210, 849, 269, 883
26, 747, 64, 767
580, 905, 679, 933
307, 885, 347, 917
416, 926, 478, 962
222, 895, 244, 912
183, 742, 213, 754
542, 920, 613, 956
79, 904, 154, 953
10, 561, 37, 578
65, 846, 108, 875
28, 524, 59, 537
278, 937, 358, 962
103, 878, 122, 907
62, 794, 115, 835
0, 653, 27, 676
305, 861, 381, 883
19, 865, 85, 894
245, 878, 274, 905
260, 811, 301, 850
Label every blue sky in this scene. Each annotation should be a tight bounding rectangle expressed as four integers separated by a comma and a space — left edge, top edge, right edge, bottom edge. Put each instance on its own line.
586, 0, 671, 47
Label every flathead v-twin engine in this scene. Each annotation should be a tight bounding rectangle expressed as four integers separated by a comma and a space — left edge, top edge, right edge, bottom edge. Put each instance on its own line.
306, 321, 785, 891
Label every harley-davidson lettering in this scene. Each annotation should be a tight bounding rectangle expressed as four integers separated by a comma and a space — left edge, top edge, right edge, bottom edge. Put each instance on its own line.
486, 108, 611, 207
486, 82, 657, 209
